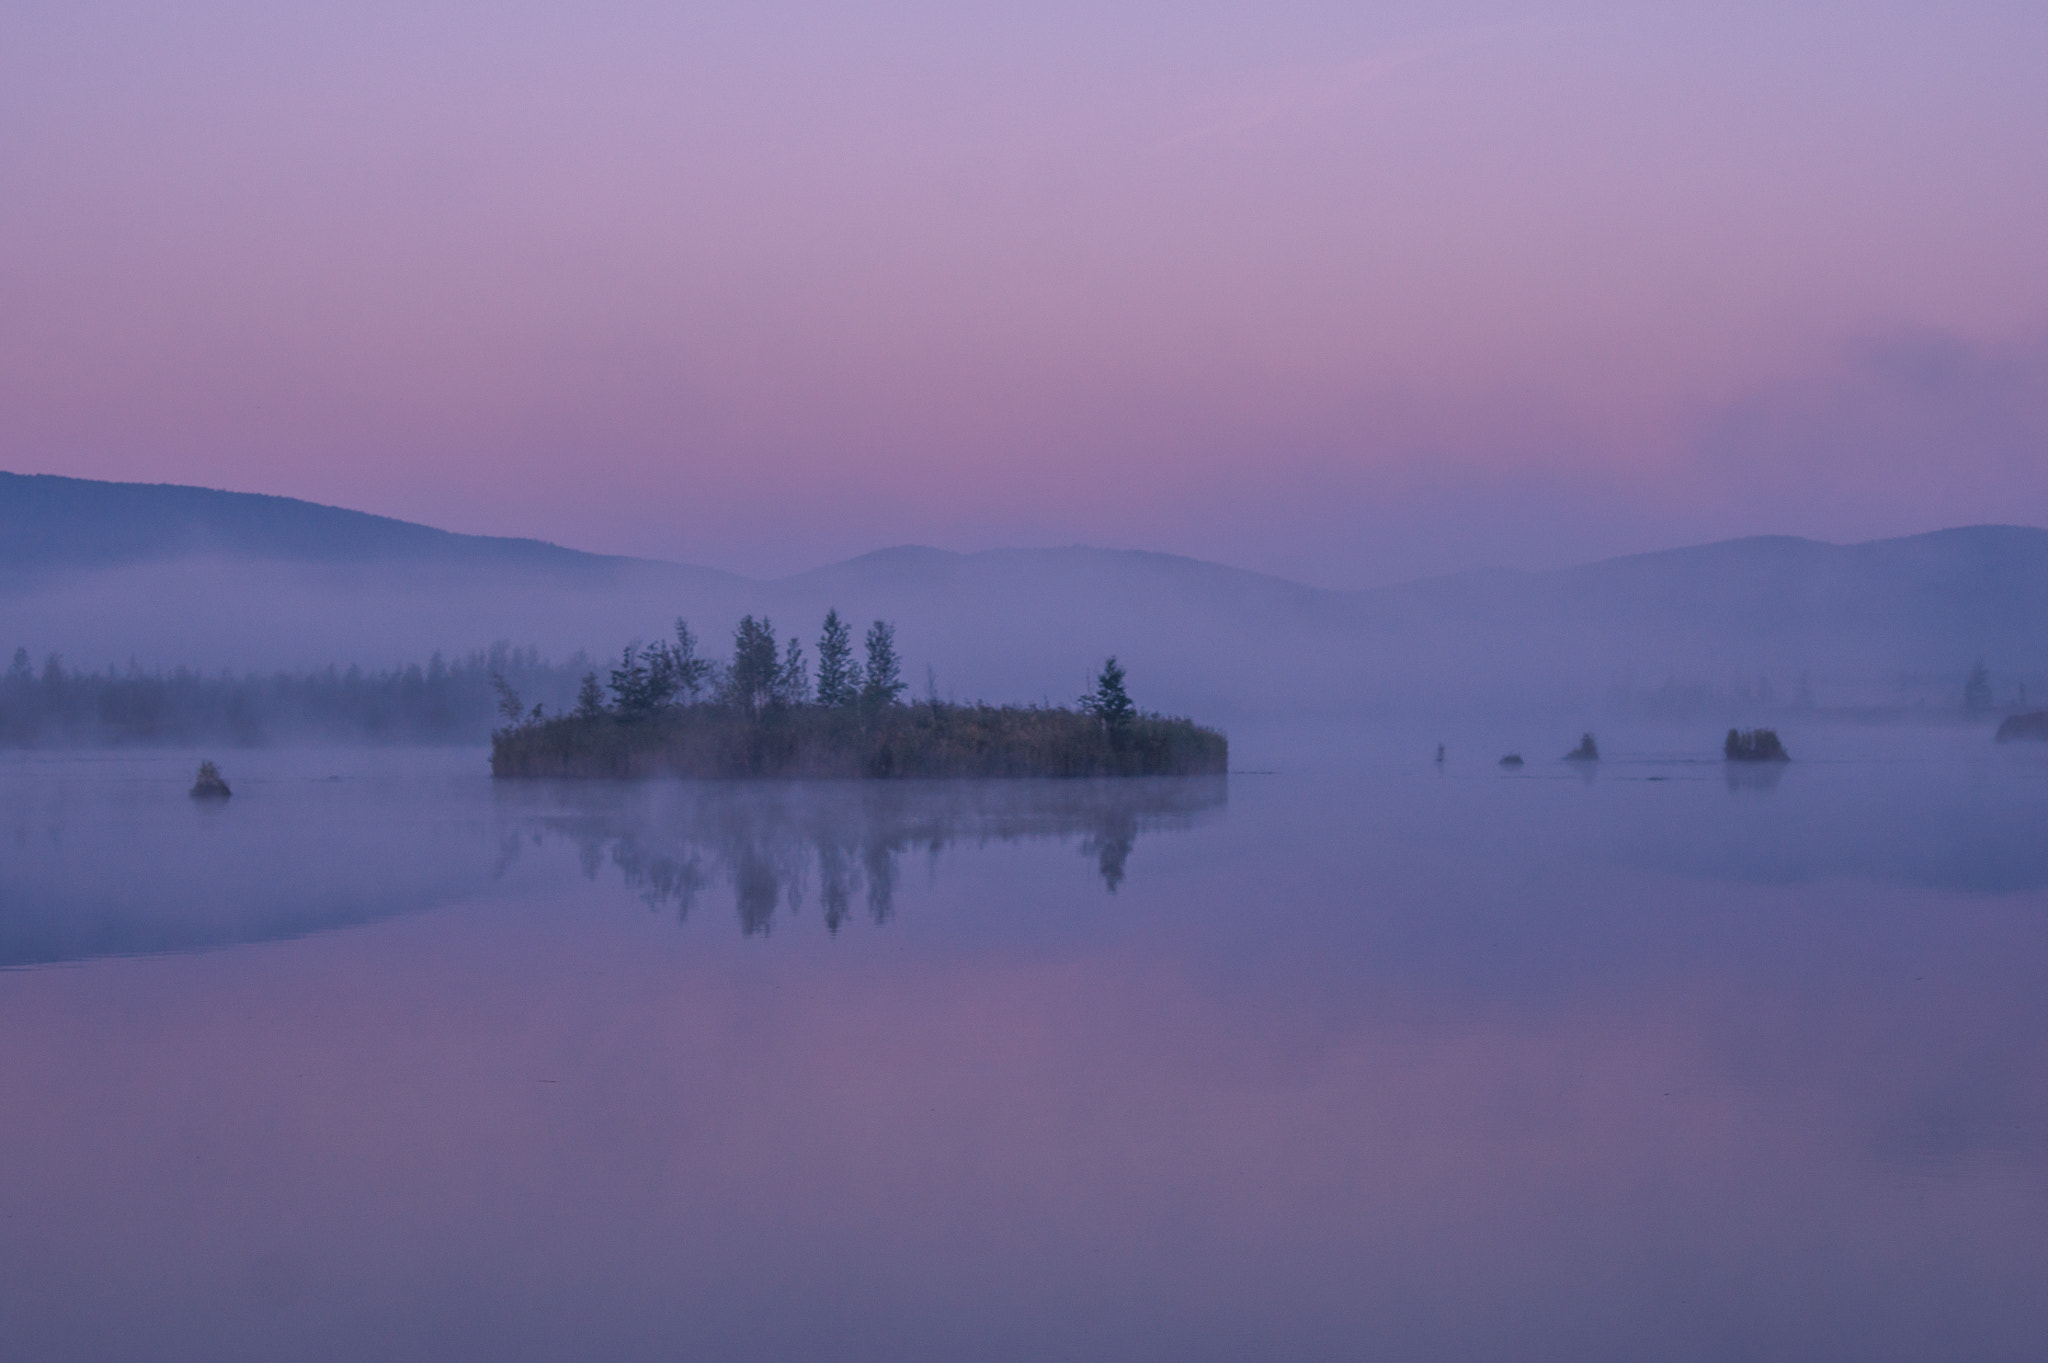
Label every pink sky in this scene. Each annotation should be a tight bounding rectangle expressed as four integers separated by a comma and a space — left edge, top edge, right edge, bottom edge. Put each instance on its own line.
4, 1, 2046, 585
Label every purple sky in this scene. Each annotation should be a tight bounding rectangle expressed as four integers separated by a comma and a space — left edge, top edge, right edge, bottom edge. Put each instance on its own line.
4, 1, 2046, 586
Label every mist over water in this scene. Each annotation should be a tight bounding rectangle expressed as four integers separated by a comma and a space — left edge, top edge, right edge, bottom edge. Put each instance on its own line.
11, 523, 2048, 732
0, 750, 1225, 965
3, 726, 2045, 1360
6, 477, 2046, 733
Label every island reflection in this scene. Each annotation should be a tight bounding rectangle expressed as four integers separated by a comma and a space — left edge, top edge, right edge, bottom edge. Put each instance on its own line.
497, 777, 1230, 934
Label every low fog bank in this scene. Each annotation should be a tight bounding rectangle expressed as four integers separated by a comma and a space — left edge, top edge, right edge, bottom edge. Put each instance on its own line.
0, 751, 1225, 965
4, 525, 2046, 745
0, 748, 498, 966
1209, 716, 2048, 914
8, 723, 2046, 969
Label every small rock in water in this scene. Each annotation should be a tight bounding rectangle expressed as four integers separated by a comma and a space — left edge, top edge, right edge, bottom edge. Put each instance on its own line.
190, 760, 232, 799
1498, 754, 1524, 769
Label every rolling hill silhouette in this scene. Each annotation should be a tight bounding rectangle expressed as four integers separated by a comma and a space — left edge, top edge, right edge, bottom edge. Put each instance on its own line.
0, 470, 669, 577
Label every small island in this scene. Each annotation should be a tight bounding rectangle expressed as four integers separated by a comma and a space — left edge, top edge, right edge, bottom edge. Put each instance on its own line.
490, 613, 1227, 780
1723, 728, 1790, 763
190, 760, 232, 799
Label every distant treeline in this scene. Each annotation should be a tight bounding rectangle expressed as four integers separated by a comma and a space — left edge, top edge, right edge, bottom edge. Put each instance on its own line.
491, 612, 1227, 779
1605, 660, 2036, 721
0, 644, 588, 746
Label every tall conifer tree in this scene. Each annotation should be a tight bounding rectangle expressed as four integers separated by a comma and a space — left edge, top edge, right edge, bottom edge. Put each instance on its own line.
1084, 656, 1135, 744
862, 620, 905, 709
574, 672, 606, 718
722, 616, 781, 716
815, 609, 856, 707
778, 635, 810, 706
649, 618, 710, 702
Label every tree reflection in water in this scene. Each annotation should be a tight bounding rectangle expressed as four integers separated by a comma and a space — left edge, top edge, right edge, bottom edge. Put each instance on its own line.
497, 778, 1227, 934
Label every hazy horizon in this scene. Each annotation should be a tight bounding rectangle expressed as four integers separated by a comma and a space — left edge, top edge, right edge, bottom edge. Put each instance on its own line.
9, 465, 2048, 592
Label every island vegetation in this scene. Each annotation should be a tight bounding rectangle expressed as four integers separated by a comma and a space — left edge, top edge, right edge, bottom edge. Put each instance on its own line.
1724, 728, 1790, 762
488, 612, 1228, 780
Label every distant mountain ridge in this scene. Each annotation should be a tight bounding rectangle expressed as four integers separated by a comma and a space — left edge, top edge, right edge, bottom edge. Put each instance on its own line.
0, 471, 655, 577
11, 467, 2044, 604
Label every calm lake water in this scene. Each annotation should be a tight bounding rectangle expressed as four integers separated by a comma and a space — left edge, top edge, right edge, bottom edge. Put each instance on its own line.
3, 726, 2046, 1361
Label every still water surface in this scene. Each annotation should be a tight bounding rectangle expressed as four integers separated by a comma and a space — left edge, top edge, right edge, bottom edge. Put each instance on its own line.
3, 728, 2045, 1361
